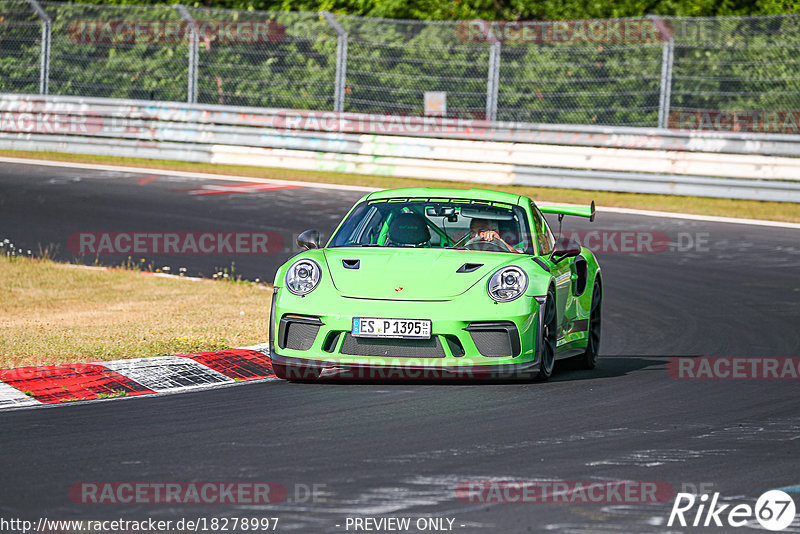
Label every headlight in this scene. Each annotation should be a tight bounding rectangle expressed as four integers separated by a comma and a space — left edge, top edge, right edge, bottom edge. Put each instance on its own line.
487, 266, 528, 302
286, 259, 321, 295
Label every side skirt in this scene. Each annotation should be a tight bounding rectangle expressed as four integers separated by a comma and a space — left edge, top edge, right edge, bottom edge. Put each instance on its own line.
555, 344, 586, 361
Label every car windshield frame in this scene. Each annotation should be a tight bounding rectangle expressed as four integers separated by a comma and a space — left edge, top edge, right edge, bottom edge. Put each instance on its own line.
327, 197, 534, 254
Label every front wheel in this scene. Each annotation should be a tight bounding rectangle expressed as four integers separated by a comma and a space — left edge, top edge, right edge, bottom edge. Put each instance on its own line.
534, 291, 557, 381
577, 281, 602, 370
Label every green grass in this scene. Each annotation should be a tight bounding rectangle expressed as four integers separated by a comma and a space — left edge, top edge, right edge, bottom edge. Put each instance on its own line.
1, 149, 798, 223
96, 390, 128, 399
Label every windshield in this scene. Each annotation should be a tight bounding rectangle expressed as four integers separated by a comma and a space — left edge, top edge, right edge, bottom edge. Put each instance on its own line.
328, 198, 533, 254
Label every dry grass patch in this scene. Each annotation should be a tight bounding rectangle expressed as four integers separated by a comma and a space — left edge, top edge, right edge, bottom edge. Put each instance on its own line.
0, 255, 270, 368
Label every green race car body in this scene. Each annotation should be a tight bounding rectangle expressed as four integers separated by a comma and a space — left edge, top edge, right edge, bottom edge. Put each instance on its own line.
269, 187, 602, 381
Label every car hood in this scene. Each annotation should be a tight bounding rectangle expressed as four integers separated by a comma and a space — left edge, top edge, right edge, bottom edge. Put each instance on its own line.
323, 247, 517, 300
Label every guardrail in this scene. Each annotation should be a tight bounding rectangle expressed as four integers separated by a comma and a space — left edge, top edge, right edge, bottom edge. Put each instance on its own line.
1, 94, 799, 202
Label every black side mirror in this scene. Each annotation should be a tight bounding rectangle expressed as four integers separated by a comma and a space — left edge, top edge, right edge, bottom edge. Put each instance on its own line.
297, 229, 320, 250
550, 237, 581, 264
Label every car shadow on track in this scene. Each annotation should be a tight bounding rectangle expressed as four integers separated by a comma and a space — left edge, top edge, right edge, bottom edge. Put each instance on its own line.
548, 354, 679, 382
279, 355, 682, 386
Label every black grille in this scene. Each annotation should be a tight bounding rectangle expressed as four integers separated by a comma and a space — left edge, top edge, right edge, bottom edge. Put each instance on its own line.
466, 322, 521, 358
279, 316, 322, 351
341, 334, 445, 358
285, 322, 319, 350
470, 331, 513, 357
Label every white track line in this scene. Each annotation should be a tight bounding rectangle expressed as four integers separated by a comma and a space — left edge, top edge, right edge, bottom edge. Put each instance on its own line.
1, 156, 798, 229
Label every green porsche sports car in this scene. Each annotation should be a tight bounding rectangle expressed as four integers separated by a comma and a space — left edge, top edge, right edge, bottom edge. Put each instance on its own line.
269, 187, 602, 381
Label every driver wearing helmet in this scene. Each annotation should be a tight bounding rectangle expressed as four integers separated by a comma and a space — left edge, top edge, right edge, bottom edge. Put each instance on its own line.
468, 218, 522, 253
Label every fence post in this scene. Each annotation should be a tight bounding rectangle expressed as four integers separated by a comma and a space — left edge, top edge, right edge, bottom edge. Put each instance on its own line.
486, 41, 501, 122
25, 0, 50, 95
649, 15, 674, 129
657, 39, 674, 128
322, 11, 347, 113
175, 5, 198, 104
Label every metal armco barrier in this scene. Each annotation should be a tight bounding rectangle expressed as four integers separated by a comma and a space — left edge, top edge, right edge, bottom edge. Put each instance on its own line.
1, 94, 799, 202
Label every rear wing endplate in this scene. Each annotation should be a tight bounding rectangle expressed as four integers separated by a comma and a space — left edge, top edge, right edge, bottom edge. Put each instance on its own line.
539, 201, 596, 222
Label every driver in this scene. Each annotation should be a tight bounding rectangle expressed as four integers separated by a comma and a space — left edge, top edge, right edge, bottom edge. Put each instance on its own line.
468, 218, 522, 253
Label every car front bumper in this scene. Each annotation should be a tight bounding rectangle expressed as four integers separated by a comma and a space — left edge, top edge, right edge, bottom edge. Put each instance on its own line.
269, 286, 543, 377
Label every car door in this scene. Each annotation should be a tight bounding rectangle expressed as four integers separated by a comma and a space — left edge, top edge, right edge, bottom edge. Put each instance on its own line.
531, 205, 572, 333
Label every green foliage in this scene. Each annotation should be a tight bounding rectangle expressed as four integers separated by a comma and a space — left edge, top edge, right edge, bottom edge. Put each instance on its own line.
1, 0, 799, 128
63, 0, 800, 19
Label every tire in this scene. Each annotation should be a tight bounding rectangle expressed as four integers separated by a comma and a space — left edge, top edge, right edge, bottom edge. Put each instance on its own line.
578, 281, 602, 370
272, 361, 321, 381
534, 290, 557, 381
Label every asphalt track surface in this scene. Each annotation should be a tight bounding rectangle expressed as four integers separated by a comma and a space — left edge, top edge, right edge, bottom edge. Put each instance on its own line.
1, 162, 799, 533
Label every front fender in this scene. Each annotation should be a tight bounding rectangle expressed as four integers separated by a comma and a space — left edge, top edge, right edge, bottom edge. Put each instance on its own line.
525, 257, 556, 297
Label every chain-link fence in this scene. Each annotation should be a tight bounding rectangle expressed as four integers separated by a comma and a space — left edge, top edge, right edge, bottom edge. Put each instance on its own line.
2, 2, 800, 130
0, 0, 44, 94
669, 16, 800, 127
43, 1, 188, 101
186, 7, 337, 108
338, 16, 492, 119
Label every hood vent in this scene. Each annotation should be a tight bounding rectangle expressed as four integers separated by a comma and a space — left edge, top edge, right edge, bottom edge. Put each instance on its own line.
342, 259, 360, 269
456, 263, 483, 273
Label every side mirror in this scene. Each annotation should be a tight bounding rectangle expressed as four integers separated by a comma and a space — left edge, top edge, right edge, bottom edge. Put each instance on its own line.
297, 229, 320, 250
550, 237, 581, 264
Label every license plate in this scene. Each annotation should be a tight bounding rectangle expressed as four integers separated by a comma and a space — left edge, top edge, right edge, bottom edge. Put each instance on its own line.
352, 317, 431, 339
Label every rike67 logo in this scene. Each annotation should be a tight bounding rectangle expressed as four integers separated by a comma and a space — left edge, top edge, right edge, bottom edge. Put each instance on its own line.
668, 490, 796, 531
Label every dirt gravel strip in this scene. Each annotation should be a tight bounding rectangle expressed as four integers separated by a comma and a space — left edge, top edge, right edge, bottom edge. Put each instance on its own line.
0, 344, 274, 410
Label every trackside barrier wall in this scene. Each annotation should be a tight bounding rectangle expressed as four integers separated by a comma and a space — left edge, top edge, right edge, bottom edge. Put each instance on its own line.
1, 94, 799, 202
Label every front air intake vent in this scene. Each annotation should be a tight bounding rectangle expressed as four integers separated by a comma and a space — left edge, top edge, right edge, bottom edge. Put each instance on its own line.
322, 331, 341, 353
465, 322, 521, 357
444, 335, 465, 357
456, 263, 483, 273
278, 315, 323, 351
